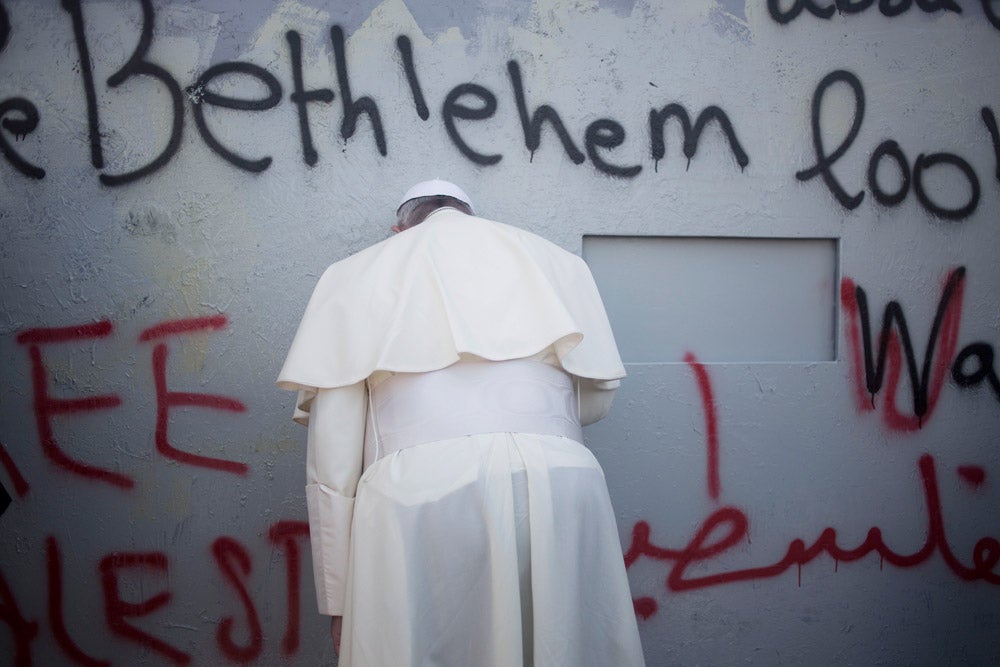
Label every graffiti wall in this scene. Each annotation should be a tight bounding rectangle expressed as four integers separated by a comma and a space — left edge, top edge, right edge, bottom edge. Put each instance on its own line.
0, 0, 997, 664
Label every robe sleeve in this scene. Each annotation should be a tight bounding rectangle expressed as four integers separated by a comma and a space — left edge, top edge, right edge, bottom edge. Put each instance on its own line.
302, 381, 367, 616
578, 377, 620, 426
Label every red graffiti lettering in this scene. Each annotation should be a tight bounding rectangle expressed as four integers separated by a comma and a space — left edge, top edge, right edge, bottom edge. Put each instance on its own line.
268, 520, 310, 655
684, 352, 720, 500
625, 455, 1000, 603
138, 314, 229, 342
17, 321, 130, 489
0, 440, 29, 497
139, 316, 248, 475
841, 268, 966, 431
0, 567, 38, 667
99, 551, 190, 665
212, 537, 263, 663
46, 536, 109, 666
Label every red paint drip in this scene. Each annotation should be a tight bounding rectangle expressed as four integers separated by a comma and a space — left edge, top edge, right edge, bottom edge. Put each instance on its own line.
139, 314, 228, 342
99, 551, 190, 665
957, 465, 986, 488
0, 440, 29, 497
684, 352, 720, 501
269, 521, 310, 656
633, 597, 657, 620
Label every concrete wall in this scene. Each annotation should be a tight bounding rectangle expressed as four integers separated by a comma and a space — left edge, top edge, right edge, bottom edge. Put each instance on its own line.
1, 0, 998, 664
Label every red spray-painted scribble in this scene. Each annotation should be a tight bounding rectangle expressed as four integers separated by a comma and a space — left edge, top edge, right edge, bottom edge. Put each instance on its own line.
46, 536, 109, 667
684, 352, 720, 501
99, 551, 191, 665
212, 537, 264, 663
841, 281, 872, 414
881, 273, 963, 431
0, 439, 30, 497
625, 454, 1000, 605
140, 316, 249, 475
0, 567, 37, 667
17, 321, 131, 489
841, 268, 966, 431
958, 465, 986, 489
268, 520, 311, 656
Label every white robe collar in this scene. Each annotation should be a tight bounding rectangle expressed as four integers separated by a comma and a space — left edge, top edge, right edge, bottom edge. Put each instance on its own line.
278, 210, 625, 392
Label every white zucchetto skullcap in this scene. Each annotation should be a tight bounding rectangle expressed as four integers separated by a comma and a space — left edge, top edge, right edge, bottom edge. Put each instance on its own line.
397, 179, 473, 214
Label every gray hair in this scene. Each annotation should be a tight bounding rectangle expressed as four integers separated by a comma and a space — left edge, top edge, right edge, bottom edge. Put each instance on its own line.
395, 195, 472, 231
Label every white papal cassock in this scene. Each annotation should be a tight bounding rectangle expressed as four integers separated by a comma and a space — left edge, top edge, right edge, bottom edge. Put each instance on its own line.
277, 208, 644, 666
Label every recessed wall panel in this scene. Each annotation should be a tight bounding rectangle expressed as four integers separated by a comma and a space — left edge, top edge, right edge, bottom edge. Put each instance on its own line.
583, 236, 838, 363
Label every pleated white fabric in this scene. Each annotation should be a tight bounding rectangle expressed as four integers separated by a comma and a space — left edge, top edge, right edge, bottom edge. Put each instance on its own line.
277, 209, 644, 665
277, 209, 626, 392
341, 433, 645, 667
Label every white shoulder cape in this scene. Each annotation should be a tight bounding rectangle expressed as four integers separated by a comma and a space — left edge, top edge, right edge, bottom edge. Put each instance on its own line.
277, 209, 625, 392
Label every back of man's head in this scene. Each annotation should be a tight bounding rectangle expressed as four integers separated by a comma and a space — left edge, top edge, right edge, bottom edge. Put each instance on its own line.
394, 180, 474, 232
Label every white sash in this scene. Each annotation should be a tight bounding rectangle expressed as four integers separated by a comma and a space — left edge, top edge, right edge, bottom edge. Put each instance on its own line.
364, 360, 582, 465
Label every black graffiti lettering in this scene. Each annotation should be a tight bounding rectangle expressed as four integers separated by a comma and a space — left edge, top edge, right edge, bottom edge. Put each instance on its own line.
812, 84, 981, 219
17, 13, 995, 193
285, 31, 335, 167
879, 0, 912, 16
982, 107, 1000, 182
0, 98, 45, 179
770, 0, 962, 20
585, 118, 641, 179
837, 0, 876, 14
853, 267, 965, 425
984, 0, 1000, 29
0, 5, 44, 180
507, 60, 584, 164
867, 140, 910, 206
771, 0, 838, 22
188, 63, 282, 173
767, 0, 836, 23
396, 35, 429, 121
442, 84, 501, 166
98, 0, 183, 186
912, 152, 980, 221
914, 0, 961, 13
62, 0, 103, 169
797, 70, 865, 209
952, 343, 1000, 401
649, 104, 749, 173
330, 25, 387, 157
0, 2, 9, 53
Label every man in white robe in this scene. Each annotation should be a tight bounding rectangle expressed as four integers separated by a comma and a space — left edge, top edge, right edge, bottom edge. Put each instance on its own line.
277, 180, 644, 666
